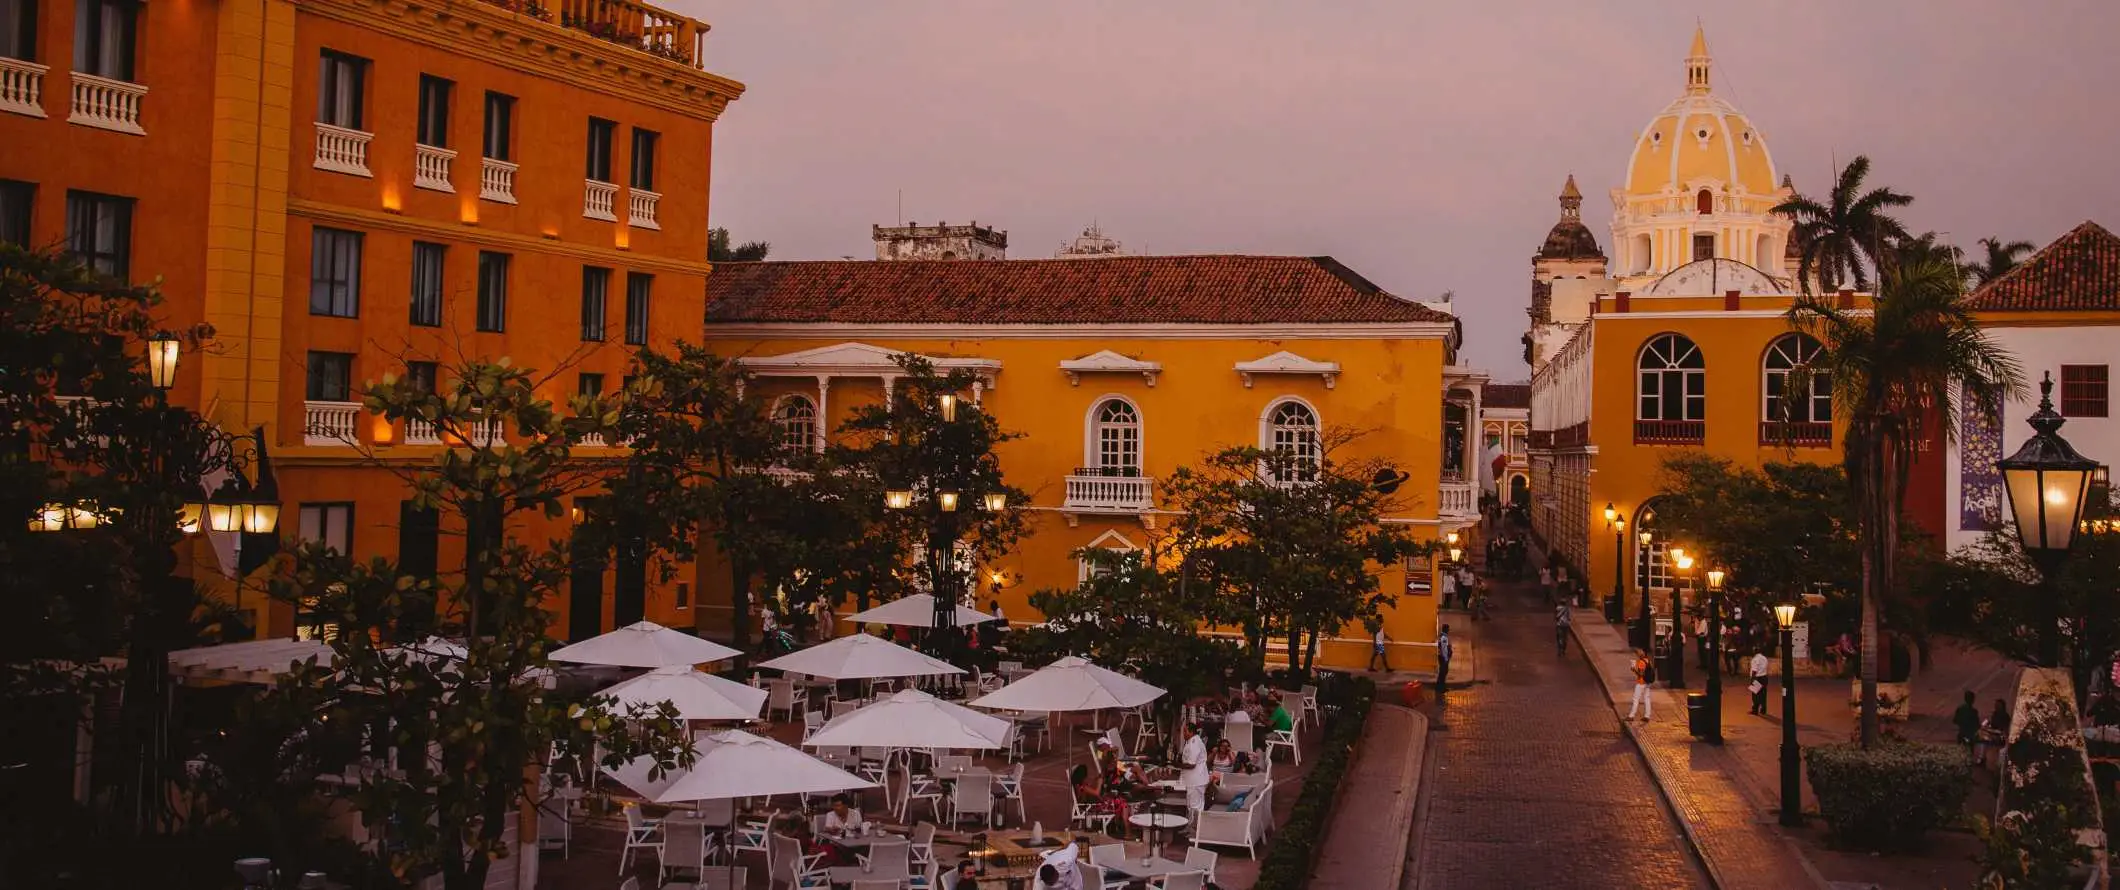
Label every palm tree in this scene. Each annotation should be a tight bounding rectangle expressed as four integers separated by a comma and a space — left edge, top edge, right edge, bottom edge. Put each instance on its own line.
1964, 236, 2037, 286
1773, 156, 1912, 293
1788, 257, 2021, 748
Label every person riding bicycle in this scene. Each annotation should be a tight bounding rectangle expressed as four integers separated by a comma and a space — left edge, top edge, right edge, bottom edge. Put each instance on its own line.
1555, 600, 1572, 654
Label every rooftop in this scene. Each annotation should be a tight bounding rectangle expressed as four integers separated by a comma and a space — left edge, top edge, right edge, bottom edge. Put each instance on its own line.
1482, 383, 1531, 409
706, 255, 1455, 325
1963, 221, 2120, 312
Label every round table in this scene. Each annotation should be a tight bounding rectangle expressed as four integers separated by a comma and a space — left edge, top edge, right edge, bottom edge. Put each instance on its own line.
1127, 812, 1189, 863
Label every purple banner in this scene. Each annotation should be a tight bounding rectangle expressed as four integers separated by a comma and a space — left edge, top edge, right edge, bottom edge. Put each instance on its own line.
1959, 388, 2004, 532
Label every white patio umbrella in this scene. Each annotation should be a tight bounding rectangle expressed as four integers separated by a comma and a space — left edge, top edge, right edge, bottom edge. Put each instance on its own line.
803, 688, 1014, 751
604, 729, 876, 803
601, 667, 767, 722
755, 632, 964, 681
550, 620, 741, 668
845, 593, 1000, 628
967, 656, 1166, 713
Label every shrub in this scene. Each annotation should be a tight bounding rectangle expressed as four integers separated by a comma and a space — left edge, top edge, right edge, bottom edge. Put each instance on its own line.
1805, 741, 1969, 850
1253, 677, 1374, 890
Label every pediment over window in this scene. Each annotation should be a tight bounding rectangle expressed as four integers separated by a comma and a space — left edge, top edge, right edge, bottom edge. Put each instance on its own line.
1235, 351, 1340, 389
739, 341, 1001, 384
1059, 350, 1161, 387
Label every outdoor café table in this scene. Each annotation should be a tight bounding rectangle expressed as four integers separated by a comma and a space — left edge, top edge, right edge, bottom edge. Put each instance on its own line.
1125, 813, 1189, 864
949, 828, 1075, 890
824, 829, 905, 850
828, 864, 911, 885
1099, 852, 1196, 883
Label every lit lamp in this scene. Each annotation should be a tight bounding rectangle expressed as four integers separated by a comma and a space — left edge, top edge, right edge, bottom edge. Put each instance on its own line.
1706, 568, 1726, 592
982, 492, 1007, 512
938, 491, 960, 512
146, 332, 181, 392
178, 483, 208, 535
884, 489, 914, 510
937, 393, 958, 422
1773, 597, 1801, 826
1998, 372, 2099, 666
1446, 530, 1460, 547
1634, 528, 1655, 648
1701, 563, 1729, 743
207, 477, 246, 533
1668, 550, 1694, 689
1603, 503, 1618, 524
1607, 507, 1629, 624
1448, 547, 1463, 563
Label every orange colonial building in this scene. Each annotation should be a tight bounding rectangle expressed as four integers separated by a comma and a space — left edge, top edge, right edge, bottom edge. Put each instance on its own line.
1, 0, 743, 637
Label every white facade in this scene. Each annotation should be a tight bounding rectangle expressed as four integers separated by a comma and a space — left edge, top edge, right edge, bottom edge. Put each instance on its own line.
1945, 324, 2119, 552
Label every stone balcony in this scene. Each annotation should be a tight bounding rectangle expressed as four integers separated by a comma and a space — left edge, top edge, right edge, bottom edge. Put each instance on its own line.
1062, 470, 1154, 527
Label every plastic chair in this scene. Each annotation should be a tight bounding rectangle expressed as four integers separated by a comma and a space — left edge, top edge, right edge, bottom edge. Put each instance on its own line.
901, 774, 945, 823
618, 803, 663, 875
995, 761, 1026, 826
907, 821, 938, 868
661, 819, 708, 885
948, 773, 994, 829
731, 809, 778, 861
1086, 843, 1128, 871
1265, 728, 1301, 765
1162, 871, 1208, 890
1298, 683, 1322, 724
767, 833, 829, 889
767, 679, 803, 722
857, 839, 912, 879
1184, 847, 1219, 883
801, 709, 825, 742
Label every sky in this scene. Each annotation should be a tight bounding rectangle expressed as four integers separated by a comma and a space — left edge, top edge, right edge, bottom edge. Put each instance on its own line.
674, 0, 2120, 378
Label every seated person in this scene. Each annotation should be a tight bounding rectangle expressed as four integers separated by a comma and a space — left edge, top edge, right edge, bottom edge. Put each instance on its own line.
820, 793, 863, 836
943, 859, 980, 890
1070, 763, 1130, 838
1232, 750, 1259, 774
1093, 741, 1148, 791
1268, 694, 1296, 735
1208, 737, 1238, 774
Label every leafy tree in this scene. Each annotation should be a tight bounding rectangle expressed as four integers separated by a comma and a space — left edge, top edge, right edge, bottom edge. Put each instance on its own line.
1650, 454, 1860, 609
261, 358, 693, 890
708, 226, 770, 263
1773, 155, 1913, 293
1160, 433, 1426, 677
1789, 256, 2021, 747
1918, 509, 2120, 709
1965, 236, 2037, 286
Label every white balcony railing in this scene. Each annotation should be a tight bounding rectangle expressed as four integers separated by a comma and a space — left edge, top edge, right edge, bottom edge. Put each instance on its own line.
0, 57, 48, 118
413, 144, 456, 192
403, 416, 440, 445
67, 72, 145, 134
764, 466, 811, 485
627, 188, 661, 230
1439, 481, 1477, 518
1063, 473, 1154, 513
470, 416, 505, 447
480, 157, 518, 204
303, 401, 362, 446
583, 180, 618, 221
313, 123, 372, 177
576, 432, 608, 448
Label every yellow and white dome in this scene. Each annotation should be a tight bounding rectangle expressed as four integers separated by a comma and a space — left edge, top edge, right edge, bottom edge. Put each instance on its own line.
1621, 27, 1779, 199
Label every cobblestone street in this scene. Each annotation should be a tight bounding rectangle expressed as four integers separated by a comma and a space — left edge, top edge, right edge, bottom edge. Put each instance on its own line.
1407, 572, 1708, 890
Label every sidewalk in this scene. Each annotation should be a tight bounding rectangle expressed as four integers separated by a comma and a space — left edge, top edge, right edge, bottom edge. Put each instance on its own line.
1309, 703, 1428, 890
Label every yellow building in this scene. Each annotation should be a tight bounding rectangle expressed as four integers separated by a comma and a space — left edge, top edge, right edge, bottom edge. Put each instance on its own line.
699, 251, 1475, 672
1525, 28, 1864, 624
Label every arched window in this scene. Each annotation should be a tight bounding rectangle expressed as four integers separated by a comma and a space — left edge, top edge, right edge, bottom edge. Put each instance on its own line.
1763, 333, 1831, 423
1696, 189, 1714, 214
1637, 334, 1705, 421
1635, 503, 1672, 592
1089, 397, 1141, 472
1264, 399, 1320, 483
773, 394, 817, 452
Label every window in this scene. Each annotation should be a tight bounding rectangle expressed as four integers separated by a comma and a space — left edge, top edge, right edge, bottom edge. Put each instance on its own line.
308, 227, 363, 317
316, 50, 367, 129
1696, 189, 1713, 214
416, 75, 451, 148
624, 272, 652, 345
1265, 399, 1320, 483
305, 351, 353, 401
406, 360, 438, 394
577, 372, 604, 400
409, 241, 444, 327
2, 0, 35, 61
482, 92, 514, 160
297, 502, 355, 555
2063, 365, 2110, 418
476, 251, 508, 332
675, 582, 690, 610
1763, 334, 1831, 422
72, 0, 135, 80
65, 190, 131, 279
585, 117, 615, 182
579, 266, 610, 341
1692, 232, 1715, 262
629, 128, 658, 191
1090, 398, 1141, 471
774, 394, 817, 452
398, 501, 440, 580
0, 180, 31, 246
1637, 333, 1705, 421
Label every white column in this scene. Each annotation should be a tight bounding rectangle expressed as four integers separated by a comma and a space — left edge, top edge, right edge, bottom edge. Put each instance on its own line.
971, 378, 985, 406
881, 374, 896, 405
815, 376, 830, 453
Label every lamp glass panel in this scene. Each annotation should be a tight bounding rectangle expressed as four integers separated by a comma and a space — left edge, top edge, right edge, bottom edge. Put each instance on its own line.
982, 492, 1007, 512
208, 502, 240, 533
1774, 604, 1797, 629
938, 492, 960, 512
245, 502, 282, 534
146, 336, 181, 390
177, 501, 204, 534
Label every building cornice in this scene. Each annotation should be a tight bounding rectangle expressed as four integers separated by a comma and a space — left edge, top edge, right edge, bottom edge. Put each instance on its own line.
289, 200, 714, 277
702, 321, 1458, 341
295, 0, 746, 122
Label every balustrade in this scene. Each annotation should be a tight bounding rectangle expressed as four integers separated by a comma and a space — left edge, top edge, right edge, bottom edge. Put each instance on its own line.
68, 73, 145, 134
314, 123, 373, 176
414, 144, 456, 192
0, 56, 47, 118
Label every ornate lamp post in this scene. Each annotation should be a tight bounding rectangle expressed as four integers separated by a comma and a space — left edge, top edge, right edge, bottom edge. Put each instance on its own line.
883, 392, 1011, 649
1668, 549, 1693, 690
1998, 373, 2100, 667
1634, 528, 1655, 650
1774, 598, 1802, 826
1604, 504, 1628, 623
1702, 565, 1727, 743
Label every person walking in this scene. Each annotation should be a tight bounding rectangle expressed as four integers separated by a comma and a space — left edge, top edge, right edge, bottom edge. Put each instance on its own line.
1953, 691, 1984, 766
1179, 721, 1210, 813
1440, 569, 1458, 611
1435, 624, 1454, 695
1554, 600, 1572, 656
1369, 622, 1392, 672
1627, 648, 1656, 721
1748, 648, 1771, 715
1538, 566, 1554, 604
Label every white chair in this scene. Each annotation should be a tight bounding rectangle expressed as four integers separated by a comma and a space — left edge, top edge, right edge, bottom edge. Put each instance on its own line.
907, 821, 938, 869
767, 833, 830, 889
1069, 795, 1113, 836
831, 698, 863, 720
901, 774, 945, 823
1162, 871, 1208, 890
995, 761, 1026, 826
619, 878, 640, 890
535, 796, 570, 858
857, 839, 912, 879
1077, 862, 1115, 890
619, 803, 663, 875
767, 679, 804, 722
661, 819, 709, 885
948, 773, 994, 829
1266, 728, 1301, 765
1222, 717, 1256, 753
1086, 843, 1128, 871
998, 660, 1024, 675
801, 709, 825, 742
1192, 775, 1273, 858
731, 810, 778, 862
1184, 847, 1219, 884
1132, 706, 1160, 753
1298, 683, 1322, 724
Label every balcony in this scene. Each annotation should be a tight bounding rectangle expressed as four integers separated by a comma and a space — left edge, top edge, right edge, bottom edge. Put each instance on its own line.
67, 73, 145, 135
1759, 421, 1832, 448
1439, 481, 1477, 519
549, 0, 710, 68
1063, 470, 1154, 519
583, 180, 618, 220
1634, 420, 1705, 445
628, 188, 660, 229
304, 401, 362, 446
470, 416, 505, 447
314, 123, 372, 176
0, 56, 48, 118
763, 466, 811, 485
414, 144, 456, 192
480, 157, 518, 203
404, 416, 441, 445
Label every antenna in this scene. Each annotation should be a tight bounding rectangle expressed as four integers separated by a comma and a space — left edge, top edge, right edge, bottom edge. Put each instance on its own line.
896, 190, 902, 226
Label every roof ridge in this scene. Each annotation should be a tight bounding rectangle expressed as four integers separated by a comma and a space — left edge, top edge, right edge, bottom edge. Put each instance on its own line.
1964, 220, 2120, 312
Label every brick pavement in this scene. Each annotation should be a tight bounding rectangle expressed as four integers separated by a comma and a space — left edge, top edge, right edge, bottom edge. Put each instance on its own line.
1406, 569, 1707, 890
1310, 703, 1427, 890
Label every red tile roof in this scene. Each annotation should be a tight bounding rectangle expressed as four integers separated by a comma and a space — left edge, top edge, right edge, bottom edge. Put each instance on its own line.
706, 256, 1455, 325
1481, 383, 1531, 409
1964, 221, 2120, 312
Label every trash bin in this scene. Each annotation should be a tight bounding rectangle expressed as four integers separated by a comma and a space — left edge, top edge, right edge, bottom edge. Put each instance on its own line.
1687, 693, 1711, 737
1604, 595, 1623, 622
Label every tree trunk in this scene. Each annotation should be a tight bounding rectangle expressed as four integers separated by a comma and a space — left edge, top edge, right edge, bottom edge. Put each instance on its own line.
1301, 628, 1320, 677
1286, 626, 1302, 679
729, 559, 752, 657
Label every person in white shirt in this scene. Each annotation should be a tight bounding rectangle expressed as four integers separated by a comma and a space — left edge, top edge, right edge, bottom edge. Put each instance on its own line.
1039, 842, 1083, 890
1749, 649, 1772, 715
820, 794, 862, 835
1370, 623, 1392, 672
1440, 571, 1459, 611
1180, 721, 1211, 813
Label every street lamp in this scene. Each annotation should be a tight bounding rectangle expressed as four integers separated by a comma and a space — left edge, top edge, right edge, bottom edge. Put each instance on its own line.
1998, 372, 2100, 666
1702, 564, 1728, 744
1669, 550, 1694, 689
937, 393, 958, 422
1604, 505, 1628, 624
982, 492, 1008, 512
146, 332, 181, 391
1774, 598, 1801, 826
884, 488, 914, 510
1634, 528, 1655, 649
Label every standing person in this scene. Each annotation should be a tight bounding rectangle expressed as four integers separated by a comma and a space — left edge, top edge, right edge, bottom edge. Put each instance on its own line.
1369, 621, 1392, 672
1953, 691, 1983, 766
980, 599, 1005, 650
1555, 600, 1572, 655
1435, 624, 1454, 695
1538, 566, 1554, 603
1440, 568, 1458, 611
1748, 648, 1771, 715
1473, 578, 1491, 621
1627, 649, 1656, 721
1180, 721, 1210, 813
1983, 698, 2012, 770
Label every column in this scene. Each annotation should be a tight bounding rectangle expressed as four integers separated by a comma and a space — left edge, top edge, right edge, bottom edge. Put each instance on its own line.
815, 376, 830, 453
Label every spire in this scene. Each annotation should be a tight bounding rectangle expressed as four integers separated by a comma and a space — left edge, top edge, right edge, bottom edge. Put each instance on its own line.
1558, 174, 1582, 219
1686, 24, 1712, 94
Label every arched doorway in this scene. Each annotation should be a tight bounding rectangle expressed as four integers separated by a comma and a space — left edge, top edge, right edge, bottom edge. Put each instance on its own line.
1508, 474, 1530, 508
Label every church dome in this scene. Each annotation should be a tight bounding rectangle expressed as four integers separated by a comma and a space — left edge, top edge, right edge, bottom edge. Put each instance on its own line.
1621, 27, 1779, 201
1536, 175, 1604, 261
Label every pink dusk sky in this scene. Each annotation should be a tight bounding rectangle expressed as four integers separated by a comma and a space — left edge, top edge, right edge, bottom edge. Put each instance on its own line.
680, 1, 2120, 375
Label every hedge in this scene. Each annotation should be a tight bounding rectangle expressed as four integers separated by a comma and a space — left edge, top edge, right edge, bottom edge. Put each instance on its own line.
1805, 741, 1969, 850
1253, 676, 1376, 890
